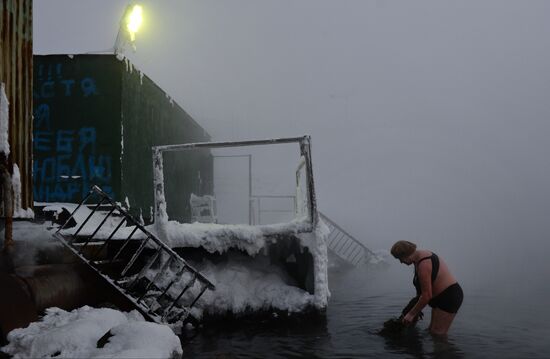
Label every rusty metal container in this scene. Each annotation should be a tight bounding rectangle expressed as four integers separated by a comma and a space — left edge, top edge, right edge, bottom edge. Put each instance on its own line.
0, 0, 34, 216
33, 54, 211, 223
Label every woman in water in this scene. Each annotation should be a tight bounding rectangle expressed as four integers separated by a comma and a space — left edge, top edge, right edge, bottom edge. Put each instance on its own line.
391, 240, 463, 335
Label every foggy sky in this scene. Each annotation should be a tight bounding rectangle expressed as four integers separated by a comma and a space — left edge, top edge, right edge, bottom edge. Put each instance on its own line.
34, 0, 550, 290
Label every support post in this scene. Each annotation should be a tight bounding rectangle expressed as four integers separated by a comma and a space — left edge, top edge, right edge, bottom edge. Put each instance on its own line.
1, 155, 13, 251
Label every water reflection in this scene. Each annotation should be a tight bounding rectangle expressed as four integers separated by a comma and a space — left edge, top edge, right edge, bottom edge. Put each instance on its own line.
179, 266, 548, 358
377, 323, 425, 358
429, 335, 464, 359
378, 324, 465, 359
181, 311, 330, 358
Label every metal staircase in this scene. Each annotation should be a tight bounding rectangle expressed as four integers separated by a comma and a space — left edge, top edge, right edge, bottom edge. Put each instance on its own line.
53, 185, 215, 325
320, 212, 376, 267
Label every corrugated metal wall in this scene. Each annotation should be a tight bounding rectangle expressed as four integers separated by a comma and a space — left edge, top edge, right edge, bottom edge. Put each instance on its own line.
33, 55, 122, 204
0, 0, 33, 213
33, 54, 213, 223
120, 58, 212, 223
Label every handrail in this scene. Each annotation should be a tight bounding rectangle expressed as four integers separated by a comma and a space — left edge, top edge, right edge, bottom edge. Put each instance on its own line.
319, 212, 376, 266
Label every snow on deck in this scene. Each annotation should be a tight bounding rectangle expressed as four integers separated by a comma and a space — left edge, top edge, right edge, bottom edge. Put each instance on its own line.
42, 204, 330, 315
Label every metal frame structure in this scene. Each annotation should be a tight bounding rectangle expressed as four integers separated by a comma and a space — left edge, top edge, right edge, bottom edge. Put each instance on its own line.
250, 195, 297, 226
54, 185, 215, 324
152, 136, 318, 231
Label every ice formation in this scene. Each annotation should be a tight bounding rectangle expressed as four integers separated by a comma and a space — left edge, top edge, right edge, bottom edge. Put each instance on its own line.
54, 202, 330, 317
1, 82, 9, 155
143, 217, 330, 318
11, 164, 34, 218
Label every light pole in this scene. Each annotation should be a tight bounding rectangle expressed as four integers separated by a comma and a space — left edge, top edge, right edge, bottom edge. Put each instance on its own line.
114, 3, 143, 56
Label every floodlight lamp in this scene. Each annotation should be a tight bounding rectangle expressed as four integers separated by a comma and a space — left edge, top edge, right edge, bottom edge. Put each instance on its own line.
125, 4, 143, 42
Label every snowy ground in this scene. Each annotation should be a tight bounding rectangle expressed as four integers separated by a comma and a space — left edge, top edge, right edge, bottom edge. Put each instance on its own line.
1, 306, 182, 359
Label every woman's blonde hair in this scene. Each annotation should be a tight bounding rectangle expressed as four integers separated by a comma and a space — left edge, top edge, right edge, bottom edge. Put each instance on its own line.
391, 240, 417, 259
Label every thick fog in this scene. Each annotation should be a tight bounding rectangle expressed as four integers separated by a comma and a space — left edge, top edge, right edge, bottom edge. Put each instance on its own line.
34, 1, 550, 293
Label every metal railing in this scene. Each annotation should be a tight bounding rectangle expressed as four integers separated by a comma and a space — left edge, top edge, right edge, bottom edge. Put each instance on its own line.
153, 136, 318, 230
319, 212, 375, 267
250, 195, 296, 225
53, 185, 215, 324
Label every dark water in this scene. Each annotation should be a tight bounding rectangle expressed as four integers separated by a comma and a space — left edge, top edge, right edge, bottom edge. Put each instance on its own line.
182, 266, 550, 358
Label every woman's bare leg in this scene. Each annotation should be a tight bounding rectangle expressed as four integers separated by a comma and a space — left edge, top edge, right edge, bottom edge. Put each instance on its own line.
429, 308, 456, 336
428, 309, 435, 331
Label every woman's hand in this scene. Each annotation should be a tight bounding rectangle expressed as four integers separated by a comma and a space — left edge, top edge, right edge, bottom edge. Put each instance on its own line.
402, 312, 415, 325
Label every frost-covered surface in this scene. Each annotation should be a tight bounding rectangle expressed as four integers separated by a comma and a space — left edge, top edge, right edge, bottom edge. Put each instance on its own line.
158, 217, 311, 256
1, 93, 34, 218
46, 202, 330, 314
297, 217, 330, 308
0, 82, 9, 155
12, 164, 34, 218
1, 307, 182, 359
3, 218, 330, 356
144, 251, 319, 319
141, 217, 330, 316
120, 120, 124, 168
197, 254, 314, 314
0, 220, 60, 267
38, 202, 96, 227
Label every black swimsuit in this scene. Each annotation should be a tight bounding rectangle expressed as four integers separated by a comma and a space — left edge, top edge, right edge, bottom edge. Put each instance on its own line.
413, 253, 463, 314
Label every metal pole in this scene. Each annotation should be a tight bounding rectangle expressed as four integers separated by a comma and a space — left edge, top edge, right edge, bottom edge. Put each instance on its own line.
248, 154, 252, 225
300, 136, 318, 227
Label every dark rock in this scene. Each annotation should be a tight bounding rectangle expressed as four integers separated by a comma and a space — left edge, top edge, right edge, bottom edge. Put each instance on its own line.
96, 330, 113, 348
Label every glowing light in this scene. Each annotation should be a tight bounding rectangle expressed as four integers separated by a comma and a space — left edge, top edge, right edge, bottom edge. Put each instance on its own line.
125, 5, 143, 42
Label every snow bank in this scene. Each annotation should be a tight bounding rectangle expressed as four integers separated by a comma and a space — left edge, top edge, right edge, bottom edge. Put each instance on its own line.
1, 307, 182, 359
97, 321, 182, 359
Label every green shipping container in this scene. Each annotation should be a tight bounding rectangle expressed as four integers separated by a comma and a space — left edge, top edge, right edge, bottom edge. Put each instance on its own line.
33, 54, 212, 223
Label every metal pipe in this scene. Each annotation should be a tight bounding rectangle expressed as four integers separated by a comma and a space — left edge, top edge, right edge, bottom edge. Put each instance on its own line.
78, 206, 116, 254
153, 136, 307, 152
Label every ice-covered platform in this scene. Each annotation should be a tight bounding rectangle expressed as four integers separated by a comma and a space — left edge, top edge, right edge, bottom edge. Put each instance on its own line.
44, 136, 329, 326
51, 189, 329, 325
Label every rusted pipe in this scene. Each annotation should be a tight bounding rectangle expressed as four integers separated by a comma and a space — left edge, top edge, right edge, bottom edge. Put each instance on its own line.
14, 264, 100, 312
0, 272, 37, 344
0, 263, 136, 343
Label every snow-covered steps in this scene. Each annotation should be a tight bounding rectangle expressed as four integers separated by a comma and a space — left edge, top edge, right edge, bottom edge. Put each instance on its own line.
53, 185, 215, 325
319, 212, 376, 267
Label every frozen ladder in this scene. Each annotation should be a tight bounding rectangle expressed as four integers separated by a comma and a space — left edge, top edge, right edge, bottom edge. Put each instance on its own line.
53, 185, 215, 325
320, 212, 375, 267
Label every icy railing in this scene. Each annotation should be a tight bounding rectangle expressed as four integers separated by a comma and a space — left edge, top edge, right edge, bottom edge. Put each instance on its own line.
152, 136, 318, 234
53, 185, 215, 325
319, 212, 377, 267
